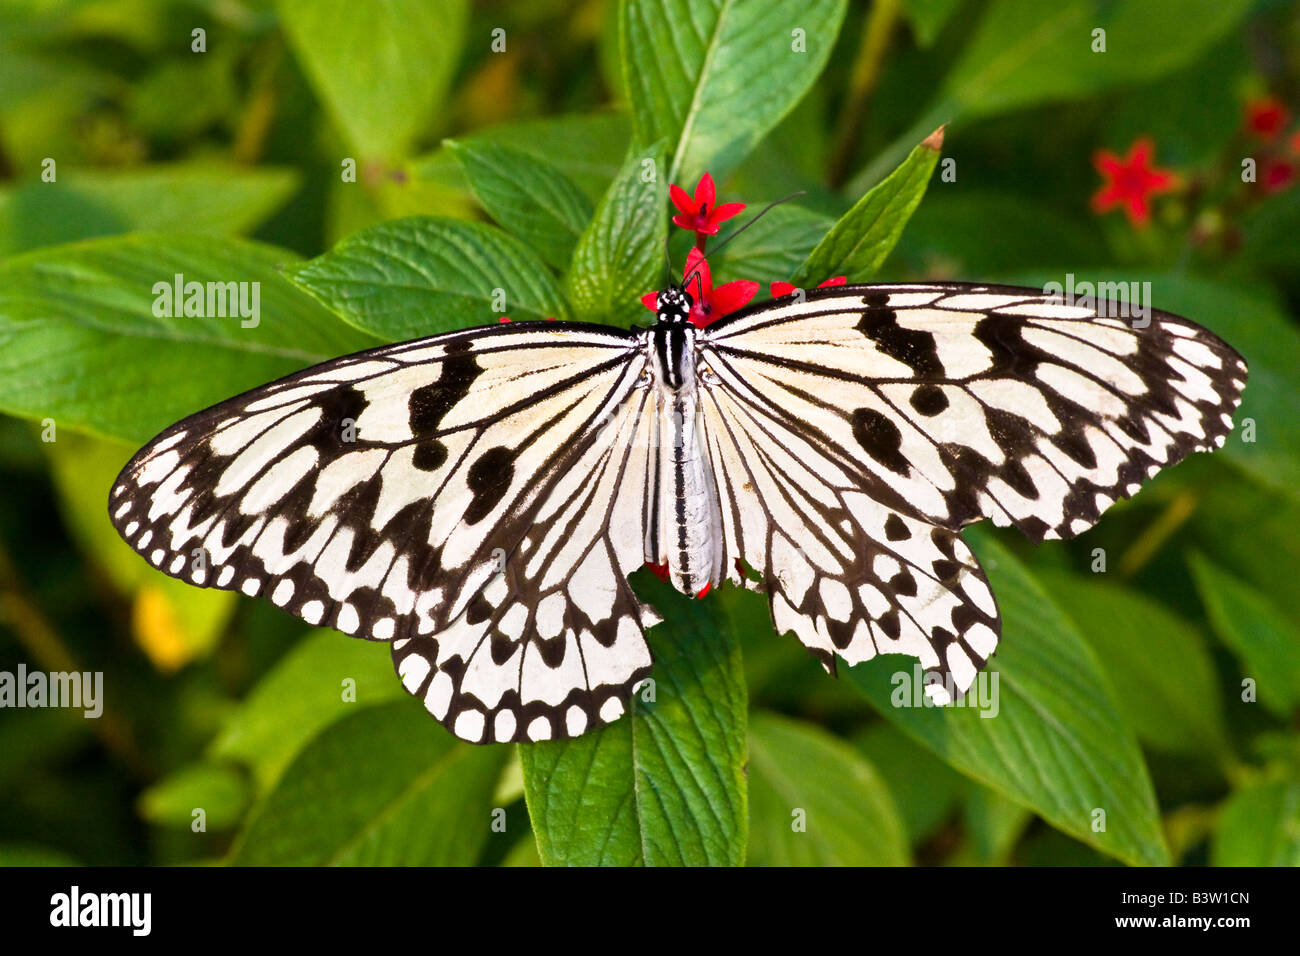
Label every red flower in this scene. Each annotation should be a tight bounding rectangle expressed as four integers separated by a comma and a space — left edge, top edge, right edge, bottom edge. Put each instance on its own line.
641, 249, 758, 328
1246, 96, 1290, 141
1091, 138, 1179, 227
1262, 158, 1296, 194
770, 276, 846, 298
670, 173, 745, 237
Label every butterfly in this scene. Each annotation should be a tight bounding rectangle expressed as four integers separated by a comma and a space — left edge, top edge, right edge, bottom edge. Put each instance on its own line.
109, 279, 1247, 744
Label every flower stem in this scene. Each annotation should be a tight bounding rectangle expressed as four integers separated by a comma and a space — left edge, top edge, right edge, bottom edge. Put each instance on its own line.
828, 0, 902, 189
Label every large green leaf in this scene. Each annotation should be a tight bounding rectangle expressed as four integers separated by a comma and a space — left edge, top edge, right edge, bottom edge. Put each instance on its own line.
850, 0, 1251, 193
794, 129, 941, 285
0, 234, 377, 443
291, 216, 571, 341
210, 629, 405, 792
1189, 554, 1300, 719
620, 0, 849, 184
1036, 570, 1229, 757
231, 700, 507, 865
276, 0, 467, 158
845, 531, 1170, 866
519, 575, 747, 866
448, 140, 594, 270
0, 164, 298, 255
748, 711, 909, 866
1211, 776, 1300, 866
565, 142, 668, 326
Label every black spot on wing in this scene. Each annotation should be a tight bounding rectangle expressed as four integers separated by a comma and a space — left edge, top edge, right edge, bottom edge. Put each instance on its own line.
409, 347, 480, 435
857, 291, 945, 378
412, 439, 448, 472
909, 385, 949, 416
465, 446, 515, 525
883, 513, 909, 542
851, 407, 909, 475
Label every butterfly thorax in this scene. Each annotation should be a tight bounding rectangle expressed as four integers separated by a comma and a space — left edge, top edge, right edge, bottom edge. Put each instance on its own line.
646, 286, 724, 598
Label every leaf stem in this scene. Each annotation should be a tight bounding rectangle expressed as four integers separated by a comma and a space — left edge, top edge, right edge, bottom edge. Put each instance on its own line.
828, 0, 902, 189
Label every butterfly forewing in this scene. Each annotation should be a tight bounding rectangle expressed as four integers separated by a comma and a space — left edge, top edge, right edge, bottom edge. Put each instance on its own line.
703, 284, 1248, 541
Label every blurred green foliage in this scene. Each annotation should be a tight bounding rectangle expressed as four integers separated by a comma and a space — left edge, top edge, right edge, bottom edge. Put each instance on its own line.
0, 0, 1298, 867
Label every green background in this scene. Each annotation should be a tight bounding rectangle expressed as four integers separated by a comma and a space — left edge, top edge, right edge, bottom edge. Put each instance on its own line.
0, 0, 1298, 867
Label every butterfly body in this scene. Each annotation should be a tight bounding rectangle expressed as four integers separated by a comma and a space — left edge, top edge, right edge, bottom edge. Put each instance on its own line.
110, 281, 1247, 743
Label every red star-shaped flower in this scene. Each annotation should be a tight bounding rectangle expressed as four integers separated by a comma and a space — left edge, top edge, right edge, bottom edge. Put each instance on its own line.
1091, 137, 1179, 227
642, 249, 759, 329
1246, 96, 1290, 141
769, 276, 846, 298
670, 173, 745, 238
1262, 158, 1296, 194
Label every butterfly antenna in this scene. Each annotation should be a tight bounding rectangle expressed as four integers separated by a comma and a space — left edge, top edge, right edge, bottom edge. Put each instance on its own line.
681, 190, 807, 289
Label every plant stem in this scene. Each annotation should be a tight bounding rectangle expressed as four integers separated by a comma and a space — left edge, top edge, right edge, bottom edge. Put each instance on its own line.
1117, 491, 1198, 577
828, 0, 902, 189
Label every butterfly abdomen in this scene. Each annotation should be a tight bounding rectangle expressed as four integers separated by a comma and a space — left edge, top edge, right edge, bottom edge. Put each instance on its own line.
648, 325, 724, 597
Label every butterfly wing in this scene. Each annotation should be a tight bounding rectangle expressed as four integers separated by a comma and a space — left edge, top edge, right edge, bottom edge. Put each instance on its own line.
110, 321, 659, 742
698, 369, 999, 700
704, 283, 1247, 541
699, 282, 1246, 698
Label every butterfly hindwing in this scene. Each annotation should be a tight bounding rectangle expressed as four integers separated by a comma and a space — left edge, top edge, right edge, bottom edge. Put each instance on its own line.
699, 368, 1000, 699
392, 367, 662, 742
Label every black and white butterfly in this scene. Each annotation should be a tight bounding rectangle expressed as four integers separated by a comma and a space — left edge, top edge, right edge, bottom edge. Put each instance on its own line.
109, 280, 1247, 743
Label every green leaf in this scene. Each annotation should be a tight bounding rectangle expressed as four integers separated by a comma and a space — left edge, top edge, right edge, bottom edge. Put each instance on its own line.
0, 234, 377, 443
748, 711, 909, 866
210, 629, 404, 792
564, 142, 668, 326
793, 129, 942, 286
1189, 554, 1300, 719
1211, 776, 1300, 867
845, 531, 1170, 867
447, 140, 594, 270
291, 216, 571, 341
417, 112, 633, 202
231, 700, 507, 865
276, 0, 467, 158
849, 0, 1251, 193
0, 164, 298, 256
852, 722, 966, 844
708, 204, 834, 286
900, 0, 964, 47
138, 763, 250, 830
1036, 570, 1229, 757
519, 574, 747, 866
963, 785, 1032, 865
620, 0, 849, 184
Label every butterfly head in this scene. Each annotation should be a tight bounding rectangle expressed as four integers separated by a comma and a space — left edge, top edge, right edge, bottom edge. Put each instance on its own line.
656, 285, 694, 325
